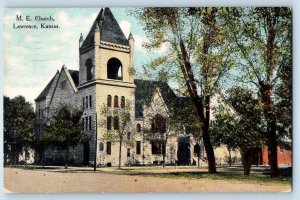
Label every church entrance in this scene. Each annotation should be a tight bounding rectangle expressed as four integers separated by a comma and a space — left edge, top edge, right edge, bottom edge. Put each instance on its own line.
177, 136, 191, 166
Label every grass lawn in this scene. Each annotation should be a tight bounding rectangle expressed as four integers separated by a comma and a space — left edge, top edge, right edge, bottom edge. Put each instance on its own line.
120, 166, 292, 185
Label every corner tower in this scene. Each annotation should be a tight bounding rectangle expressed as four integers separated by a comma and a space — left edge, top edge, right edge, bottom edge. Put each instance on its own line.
78, 8, 136, 166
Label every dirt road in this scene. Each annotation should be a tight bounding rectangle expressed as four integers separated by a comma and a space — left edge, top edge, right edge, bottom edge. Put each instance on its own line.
4, 168, 291, 193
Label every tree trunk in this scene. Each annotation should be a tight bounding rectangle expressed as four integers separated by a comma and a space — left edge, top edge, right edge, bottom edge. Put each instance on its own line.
64, 148, 69, 169
268, 120, 279, 177
241, 148, 256, 176
179, 39, 217, 174
119, 139, 122, 169
202, 127, 217, 173
197, 155, 200, 167
228, 146, 232, 167
162, 142, 166, 168
11, 147, 19, 166
260, 85, 279, 177
42, 151, 45, 169
263, 10, 279, 177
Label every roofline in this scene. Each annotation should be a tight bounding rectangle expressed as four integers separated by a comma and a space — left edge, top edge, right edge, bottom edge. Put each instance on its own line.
34, 71, 59, 102
48, 66, 78, 107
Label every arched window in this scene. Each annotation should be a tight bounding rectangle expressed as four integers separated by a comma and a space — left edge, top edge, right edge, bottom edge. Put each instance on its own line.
127, 132, 131, 140
114, 95, 119, 107
107, 95, 112, 107
86, 58, 93, 81
107, 58, 122, 80
99, 142, 104, 151
107, 116, 112, 130
151, 114, 166, 133
121, 96, 125, 108
137, 123, 141, 132
113, 116, 119, 130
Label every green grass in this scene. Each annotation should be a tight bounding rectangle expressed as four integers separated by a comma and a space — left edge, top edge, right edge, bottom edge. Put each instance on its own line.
136, 172, 291, 185
125, 167, 292, 185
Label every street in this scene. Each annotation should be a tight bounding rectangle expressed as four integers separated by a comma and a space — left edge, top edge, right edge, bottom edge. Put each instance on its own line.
4, 167, 291, 193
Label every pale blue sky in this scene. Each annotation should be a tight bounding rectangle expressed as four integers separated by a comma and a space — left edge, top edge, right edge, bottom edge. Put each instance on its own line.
3, 8, 163, 104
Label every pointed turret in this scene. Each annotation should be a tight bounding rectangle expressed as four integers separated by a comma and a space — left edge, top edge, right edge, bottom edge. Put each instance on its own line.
94, 22, 101, 46
128, 31, 135, 71
79, 33, 84, 47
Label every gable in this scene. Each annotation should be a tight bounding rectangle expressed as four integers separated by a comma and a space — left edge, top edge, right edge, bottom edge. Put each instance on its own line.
146, 88, 169, 117
134, 79, 177, 118
48, 67, 78, 109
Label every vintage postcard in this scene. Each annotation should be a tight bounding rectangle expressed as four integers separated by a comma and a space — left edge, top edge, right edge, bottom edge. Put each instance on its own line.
3, 7, 292, 193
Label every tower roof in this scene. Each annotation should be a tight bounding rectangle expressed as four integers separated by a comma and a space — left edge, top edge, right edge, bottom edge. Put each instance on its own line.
81, 8, 129, 47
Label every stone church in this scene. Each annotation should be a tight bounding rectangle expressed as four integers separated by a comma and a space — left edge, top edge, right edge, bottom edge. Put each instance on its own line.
35, 8, 240, 167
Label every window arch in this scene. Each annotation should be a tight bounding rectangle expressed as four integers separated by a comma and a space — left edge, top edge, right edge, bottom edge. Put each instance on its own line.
121, 96, 125, 108
107, 58, 122, 80
114, 96, 119, 107
107, 95, 112, 107
137, 123, 141, 132
99, 142, 104, 151
85, 58, 93, 81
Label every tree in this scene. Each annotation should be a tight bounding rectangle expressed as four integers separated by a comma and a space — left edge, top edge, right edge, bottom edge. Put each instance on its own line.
133, 7, 235, 173
100, 101, 133, 169
3, 95, 36, 165
225, 7, 292, 177
44, 105, 88, 168
211, 88, 265, 175
142, 96, 178, 168
30, 132, 49, 168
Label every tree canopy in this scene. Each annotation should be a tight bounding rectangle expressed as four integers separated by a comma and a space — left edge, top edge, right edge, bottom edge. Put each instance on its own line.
4, 95, 36, 165
44, 105, 88, 167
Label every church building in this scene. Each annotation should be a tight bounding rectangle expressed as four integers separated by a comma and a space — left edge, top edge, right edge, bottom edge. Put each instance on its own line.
35, 8, 241, 167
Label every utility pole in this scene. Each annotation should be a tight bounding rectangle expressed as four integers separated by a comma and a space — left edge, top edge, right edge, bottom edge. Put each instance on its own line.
94, 113, 97, 171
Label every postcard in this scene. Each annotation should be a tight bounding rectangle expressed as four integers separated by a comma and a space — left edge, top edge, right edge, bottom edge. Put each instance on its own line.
3, 7, 292, 193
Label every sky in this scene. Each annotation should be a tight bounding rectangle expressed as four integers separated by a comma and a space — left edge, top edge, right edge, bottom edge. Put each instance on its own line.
3, 8, 166, 105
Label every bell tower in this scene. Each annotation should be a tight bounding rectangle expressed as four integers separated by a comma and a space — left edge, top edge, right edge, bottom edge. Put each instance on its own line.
77, 7, 136, 166
78, 7, 135, 85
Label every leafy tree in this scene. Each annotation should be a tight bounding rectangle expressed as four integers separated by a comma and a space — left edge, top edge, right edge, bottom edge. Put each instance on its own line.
211, 88, 265, 175
30, 132, 49, 168
133, 7, 235, 173
44, 105, 88, 168
3, 95, 36, 165
211, 110, 238, 167
100, 100, 133, 169
225, 7, 292, 177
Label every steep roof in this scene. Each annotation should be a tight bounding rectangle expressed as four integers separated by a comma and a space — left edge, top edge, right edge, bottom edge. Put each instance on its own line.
35, 71, 59, 102
35, 69, 79, 103
81, 8, 129, 47
134, 79, 177, 118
